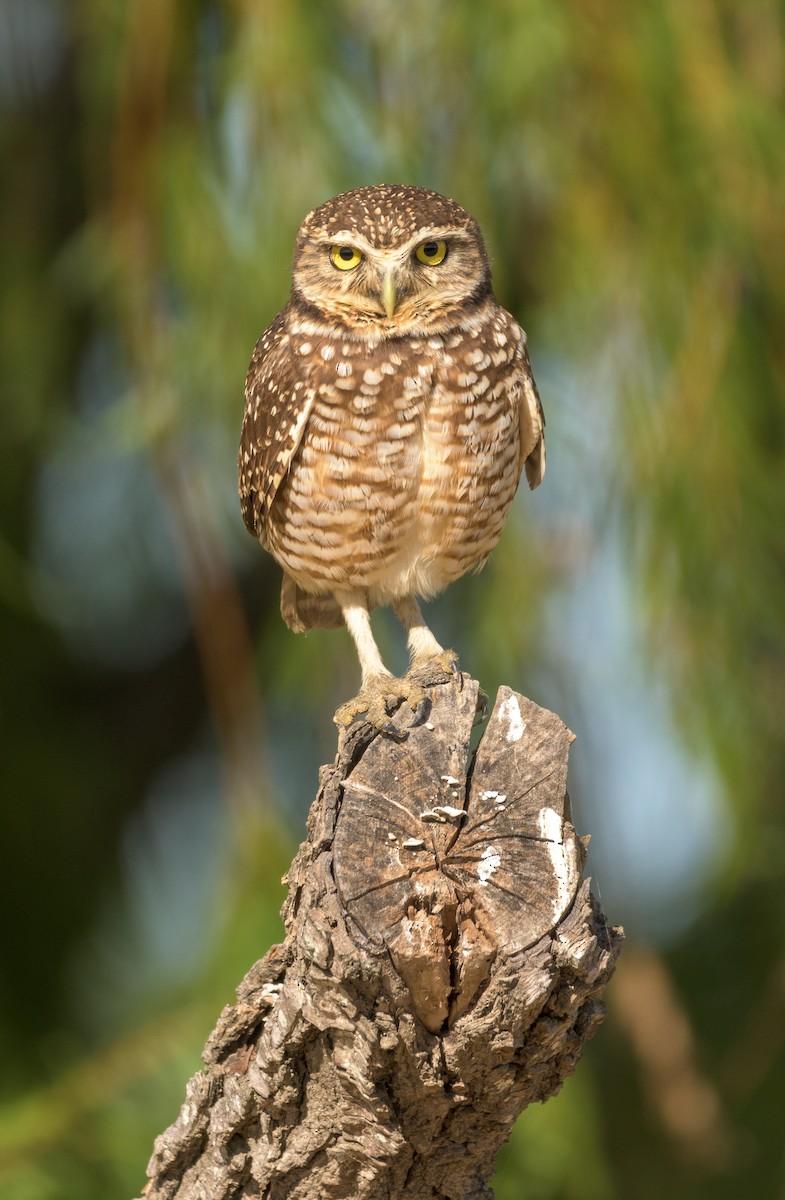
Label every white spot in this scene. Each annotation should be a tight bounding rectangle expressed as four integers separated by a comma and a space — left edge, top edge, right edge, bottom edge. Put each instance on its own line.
499, 694, 525, 742
538, 807, 573, 917
298, 341, 312, 355
387, 833, 397, 841
435, 805, 466, 821
477, 845, 501, 887
337, 361, 352, 377
385, 421, 416, 439
420, 805, 466, 824
494, 793, 507, 805
321, 344, 335, 360
482, 789, 499, 800
424, 721, 434, 730
441, 774, 460, 786
363, 368, 382, 385
402, 838, 426, 850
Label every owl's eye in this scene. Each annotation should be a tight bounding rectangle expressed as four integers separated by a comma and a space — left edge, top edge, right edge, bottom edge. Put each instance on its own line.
330, 245, 363, 271
415, 239, 448, 266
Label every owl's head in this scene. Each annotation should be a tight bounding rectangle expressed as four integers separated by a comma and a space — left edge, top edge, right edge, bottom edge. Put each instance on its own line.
290, 185, 492, 337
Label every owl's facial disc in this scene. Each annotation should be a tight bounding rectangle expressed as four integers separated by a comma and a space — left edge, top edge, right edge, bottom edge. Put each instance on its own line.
292, 219, 490, 335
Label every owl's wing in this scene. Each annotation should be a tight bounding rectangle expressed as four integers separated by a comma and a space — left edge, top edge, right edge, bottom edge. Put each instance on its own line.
238, 307, 318, 546
516, 333, 546, 490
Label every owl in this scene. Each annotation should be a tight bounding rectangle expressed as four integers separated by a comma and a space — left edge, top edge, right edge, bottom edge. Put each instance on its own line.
239, 185, 545, 727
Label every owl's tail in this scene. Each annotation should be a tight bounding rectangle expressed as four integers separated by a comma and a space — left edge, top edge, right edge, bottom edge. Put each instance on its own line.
280, 573, 345, 632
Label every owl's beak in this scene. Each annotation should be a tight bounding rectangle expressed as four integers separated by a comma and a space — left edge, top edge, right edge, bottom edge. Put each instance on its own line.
380, 270, 398, 318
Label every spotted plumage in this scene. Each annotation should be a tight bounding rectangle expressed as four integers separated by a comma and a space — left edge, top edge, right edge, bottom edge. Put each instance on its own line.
239, 185, 545, 720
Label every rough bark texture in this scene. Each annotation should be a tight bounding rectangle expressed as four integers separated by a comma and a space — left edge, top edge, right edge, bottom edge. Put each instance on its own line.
140, 674, 622, 1200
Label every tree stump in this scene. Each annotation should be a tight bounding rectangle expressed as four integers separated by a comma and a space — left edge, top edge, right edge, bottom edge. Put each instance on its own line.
139, 674, 622, 1200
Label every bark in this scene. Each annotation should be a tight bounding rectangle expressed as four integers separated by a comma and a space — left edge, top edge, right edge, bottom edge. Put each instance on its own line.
139, 674, 622, 1200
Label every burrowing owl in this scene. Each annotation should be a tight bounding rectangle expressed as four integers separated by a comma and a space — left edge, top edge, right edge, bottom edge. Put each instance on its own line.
239, 185, 545, 726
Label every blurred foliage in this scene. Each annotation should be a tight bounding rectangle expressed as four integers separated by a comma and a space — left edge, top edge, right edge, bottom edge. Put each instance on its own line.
1, 0, 784, 1196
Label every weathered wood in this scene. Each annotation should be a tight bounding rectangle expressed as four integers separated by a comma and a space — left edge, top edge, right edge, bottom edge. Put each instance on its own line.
139, 675, 621, 1200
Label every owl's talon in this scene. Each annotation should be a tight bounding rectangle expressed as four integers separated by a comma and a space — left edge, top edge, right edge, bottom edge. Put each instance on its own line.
474, 688, 489, 725
404, 681, 427, 713
334, 674, 426, 736
410, 647, 461, 686
435, 648, 461, 677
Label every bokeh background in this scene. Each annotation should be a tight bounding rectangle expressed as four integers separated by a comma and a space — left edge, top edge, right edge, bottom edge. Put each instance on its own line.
2, 1, 784, 1196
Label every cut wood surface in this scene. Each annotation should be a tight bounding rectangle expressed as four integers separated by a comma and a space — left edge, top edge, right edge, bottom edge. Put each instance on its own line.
139, 674, 622, 1200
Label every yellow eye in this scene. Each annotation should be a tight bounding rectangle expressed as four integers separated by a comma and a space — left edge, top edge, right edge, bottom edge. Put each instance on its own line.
415, 239, 448, 266
330, 245, 363, 271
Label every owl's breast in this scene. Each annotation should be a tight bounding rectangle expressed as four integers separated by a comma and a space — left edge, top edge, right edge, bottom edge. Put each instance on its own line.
267, 322, 523, 600
267, 334, 428, 589
406, 325, 523, 596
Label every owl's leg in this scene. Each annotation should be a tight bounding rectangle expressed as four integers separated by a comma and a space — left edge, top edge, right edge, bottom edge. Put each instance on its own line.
341, 600, 391, 681
333, 594, 426, 732
394, 595, 481, 717
393, 594, 460, 676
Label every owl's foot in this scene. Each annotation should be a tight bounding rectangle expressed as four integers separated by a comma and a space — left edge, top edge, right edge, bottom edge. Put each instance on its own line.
410, 647, 461, 685
409, 648, 487, 720
334, 672, 428, 737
